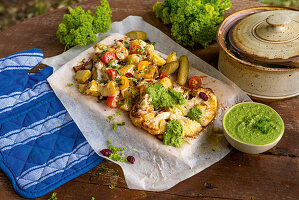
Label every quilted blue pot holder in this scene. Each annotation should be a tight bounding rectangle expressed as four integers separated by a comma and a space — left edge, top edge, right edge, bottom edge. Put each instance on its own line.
0, 48, 102, 199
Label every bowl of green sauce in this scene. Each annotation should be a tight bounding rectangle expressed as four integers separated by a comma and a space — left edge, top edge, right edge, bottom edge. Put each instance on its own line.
223, 102, 284, 154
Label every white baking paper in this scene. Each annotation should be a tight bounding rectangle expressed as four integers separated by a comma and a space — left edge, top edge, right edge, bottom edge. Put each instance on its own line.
43, 16, 251, 191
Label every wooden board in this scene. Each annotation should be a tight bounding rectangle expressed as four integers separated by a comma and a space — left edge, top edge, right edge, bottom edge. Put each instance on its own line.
0, 0, 298, 199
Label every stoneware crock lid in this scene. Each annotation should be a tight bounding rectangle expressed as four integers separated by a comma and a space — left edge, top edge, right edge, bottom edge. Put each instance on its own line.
230, 10, 299, 67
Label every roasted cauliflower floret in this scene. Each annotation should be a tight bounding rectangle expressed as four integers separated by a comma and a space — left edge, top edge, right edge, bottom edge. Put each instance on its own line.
130, 94, 171, 135
193, 88, 217, 126
130, 85, 217, 141
176, 116, 202, 138
141, 112, 170, 135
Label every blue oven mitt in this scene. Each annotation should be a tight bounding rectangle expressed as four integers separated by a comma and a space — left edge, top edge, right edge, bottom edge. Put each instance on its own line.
0, 48, 102, 199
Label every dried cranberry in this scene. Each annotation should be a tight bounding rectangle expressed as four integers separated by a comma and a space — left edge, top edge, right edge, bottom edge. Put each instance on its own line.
125, 73, 134, 78
118, 39, 123, 42
127, 156, 135, 164
159, 107, 167, 113
118, 60, 126, 66
199, 92, 208, 101
100, 149, 112, 157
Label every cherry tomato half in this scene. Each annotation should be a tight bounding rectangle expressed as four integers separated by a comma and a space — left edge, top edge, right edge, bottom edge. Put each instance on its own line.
160, 72, 170, 79
102, 51, 116, 64
188, 76, 202, 89
107, 68, 118, 80
106, 96, 119, 108
129, 45, 143, 55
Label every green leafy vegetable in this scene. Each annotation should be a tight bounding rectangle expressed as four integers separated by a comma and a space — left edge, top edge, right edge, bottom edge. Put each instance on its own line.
57, 0, 111, 49
153, 0, 231, 47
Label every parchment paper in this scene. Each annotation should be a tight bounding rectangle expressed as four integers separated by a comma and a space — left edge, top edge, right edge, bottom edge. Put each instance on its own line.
43, 16, 251, 191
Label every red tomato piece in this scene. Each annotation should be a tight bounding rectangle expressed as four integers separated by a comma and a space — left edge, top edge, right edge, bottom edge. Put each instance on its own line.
102, 51, 116, 64
129, 45, 142, 55
188, 76, 202, 89
160, 72, 170, 79
106, 96, 119, 108
125, 73, 134, 78
107, 68, 118, 80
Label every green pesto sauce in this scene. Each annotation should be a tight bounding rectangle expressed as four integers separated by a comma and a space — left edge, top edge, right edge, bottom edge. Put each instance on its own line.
145, 83, 186, 110
163, 120, 184, 148
223, 103, 284, 145
187, 107, 202, 121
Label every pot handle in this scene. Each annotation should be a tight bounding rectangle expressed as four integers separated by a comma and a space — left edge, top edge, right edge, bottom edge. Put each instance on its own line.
266, 14, 290, 32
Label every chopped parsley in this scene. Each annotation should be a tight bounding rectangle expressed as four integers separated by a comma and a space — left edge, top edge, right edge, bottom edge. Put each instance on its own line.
66, 83, 73, 87
113, 122, 126, 130
113, 122, 118, 130
112, 170, 119, 176
109, 185, 115, 189
109, 143, 125, 162
98, 165, 108, 172
97, 100, 102, 103
108, 115, 114, 121
124, 99, 131, 105
48, 193, 57, 200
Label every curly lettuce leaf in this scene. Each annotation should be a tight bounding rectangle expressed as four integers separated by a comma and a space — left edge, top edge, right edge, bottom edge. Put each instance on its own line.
57, 0, 112, 49
153, 0, 231, 47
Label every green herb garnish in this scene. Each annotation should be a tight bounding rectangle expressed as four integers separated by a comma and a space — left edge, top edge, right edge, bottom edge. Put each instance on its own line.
108, 116, 114, 121
112, 170, 119, 176
48, 193, 57, 200
109, 185, 115, 189
66, 83, 73, 87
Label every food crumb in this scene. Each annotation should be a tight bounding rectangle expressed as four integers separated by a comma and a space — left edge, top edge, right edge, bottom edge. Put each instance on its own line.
204, 182, 215, 189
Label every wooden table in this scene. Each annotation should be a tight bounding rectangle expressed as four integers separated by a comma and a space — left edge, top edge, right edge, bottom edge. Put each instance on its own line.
0, 0, 298, 199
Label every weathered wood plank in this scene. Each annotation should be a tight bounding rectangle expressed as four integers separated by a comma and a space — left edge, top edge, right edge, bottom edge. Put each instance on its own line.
51, 153, 298, 200
0, 0, 298, 199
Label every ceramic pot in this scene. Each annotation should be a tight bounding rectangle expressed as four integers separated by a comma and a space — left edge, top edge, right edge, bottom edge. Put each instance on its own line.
217, 6, 299, 100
